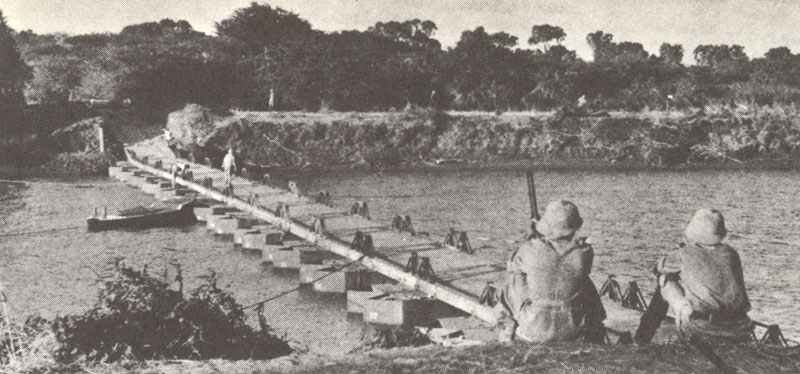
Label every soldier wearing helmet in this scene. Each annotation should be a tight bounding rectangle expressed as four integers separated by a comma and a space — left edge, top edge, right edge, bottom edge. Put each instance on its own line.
498, 200, 606, 343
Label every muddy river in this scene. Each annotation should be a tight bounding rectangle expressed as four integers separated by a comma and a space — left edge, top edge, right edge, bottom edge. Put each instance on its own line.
2, 169, 799, 354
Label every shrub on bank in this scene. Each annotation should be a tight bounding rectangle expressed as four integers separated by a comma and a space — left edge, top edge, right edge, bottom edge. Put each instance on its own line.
38, 151, 115, 178
1, 261, 291, 369
52, 261, 291, 362
0, 134, 52, 168
1, 112, 129, 177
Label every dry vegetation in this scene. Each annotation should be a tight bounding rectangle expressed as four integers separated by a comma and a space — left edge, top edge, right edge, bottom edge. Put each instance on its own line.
284, 340, 800, 374
0, 261, 292, 373
9, 340, 793, 373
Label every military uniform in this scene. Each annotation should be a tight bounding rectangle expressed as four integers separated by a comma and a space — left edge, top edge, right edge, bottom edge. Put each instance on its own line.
497, 200, 606, 343
659, 209, 753, 342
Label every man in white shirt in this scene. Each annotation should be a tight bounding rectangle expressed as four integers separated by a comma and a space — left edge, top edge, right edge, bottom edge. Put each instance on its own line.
222, 148, 237, 195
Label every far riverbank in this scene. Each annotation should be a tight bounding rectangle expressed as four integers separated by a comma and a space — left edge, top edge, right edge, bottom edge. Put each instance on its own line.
166, 105, 800, 174
5, 105, 800, 179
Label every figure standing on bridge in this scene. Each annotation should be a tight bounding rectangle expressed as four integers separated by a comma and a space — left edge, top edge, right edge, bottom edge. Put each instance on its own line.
163, 129, 178, 157
635, 209, 753, 344
497, 200, 606, 343
268, 88, 276, 110
222, 147, 237, 196
170, 162, 182, 188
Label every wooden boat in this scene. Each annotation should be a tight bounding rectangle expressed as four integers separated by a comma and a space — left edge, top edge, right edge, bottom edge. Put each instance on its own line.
87, 198, 197, 232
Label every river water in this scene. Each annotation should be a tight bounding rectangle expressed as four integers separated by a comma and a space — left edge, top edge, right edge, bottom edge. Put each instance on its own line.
1, 169, 799, 354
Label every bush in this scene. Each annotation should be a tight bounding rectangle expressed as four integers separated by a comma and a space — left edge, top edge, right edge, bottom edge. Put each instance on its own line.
39, 151, 115, 177
51, 261, 291, 363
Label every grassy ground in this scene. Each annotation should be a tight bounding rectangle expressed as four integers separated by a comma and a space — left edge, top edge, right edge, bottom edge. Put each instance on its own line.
285, 341, 800, 374
23, 341, 800, 373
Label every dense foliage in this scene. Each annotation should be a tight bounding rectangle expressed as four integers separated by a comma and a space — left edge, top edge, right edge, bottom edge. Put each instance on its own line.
51, 260, 291, 362
7, 2, 800, 118
0, 10, 30, 134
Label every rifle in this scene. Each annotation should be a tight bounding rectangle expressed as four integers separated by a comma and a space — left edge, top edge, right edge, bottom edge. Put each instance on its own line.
525, 171, 542, 239
634, 258, 680, 344
633, 285, 670, 345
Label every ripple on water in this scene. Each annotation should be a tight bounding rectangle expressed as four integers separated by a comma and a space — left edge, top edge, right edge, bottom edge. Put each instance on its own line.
3, 169, 800, 349
303, 168, 800, 340
0, 180, 366, 356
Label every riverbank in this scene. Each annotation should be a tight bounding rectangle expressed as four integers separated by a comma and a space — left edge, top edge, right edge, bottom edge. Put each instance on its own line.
286, 340, 800, 373
5, 105, 800, 179
16, 340, 800, 373
166, 105, 800, 173
0, 108, 161, 179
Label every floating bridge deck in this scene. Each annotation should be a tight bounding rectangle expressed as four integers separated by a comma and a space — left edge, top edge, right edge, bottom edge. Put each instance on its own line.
108, 139, 649, 339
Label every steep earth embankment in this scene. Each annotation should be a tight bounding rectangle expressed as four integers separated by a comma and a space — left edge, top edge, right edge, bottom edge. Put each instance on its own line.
165, 104, 800, 171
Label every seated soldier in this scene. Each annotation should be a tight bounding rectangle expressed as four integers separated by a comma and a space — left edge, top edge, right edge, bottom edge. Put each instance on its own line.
497, 200, 606, 343
655, 209, 753, 343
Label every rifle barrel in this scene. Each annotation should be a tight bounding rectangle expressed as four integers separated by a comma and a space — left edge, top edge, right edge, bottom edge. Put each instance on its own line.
526, 171, 540, 221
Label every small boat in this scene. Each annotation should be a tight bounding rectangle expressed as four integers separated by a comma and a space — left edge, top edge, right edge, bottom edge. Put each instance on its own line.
87, 198, 197, 232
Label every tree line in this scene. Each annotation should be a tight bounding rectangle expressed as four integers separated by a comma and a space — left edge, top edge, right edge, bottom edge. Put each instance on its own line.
3, 2, 800, 132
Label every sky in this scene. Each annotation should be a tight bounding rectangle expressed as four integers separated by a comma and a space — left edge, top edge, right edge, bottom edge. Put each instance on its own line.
2, 0, 800, 61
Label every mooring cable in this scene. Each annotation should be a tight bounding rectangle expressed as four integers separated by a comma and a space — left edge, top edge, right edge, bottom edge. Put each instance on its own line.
0, 225, 83, 237
242, 255, 366, 310
0, 179, 99, 186
728, 233, 800, 248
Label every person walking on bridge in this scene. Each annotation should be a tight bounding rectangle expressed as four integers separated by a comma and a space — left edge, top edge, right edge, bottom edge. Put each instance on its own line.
497, 200, 606, 343
222, 147, 237, 196
636, 209, 753, 344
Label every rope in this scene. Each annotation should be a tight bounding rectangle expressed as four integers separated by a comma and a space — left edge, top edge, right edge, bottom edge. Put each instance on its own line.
0, 179, 28, 185
0, 225, 83, 237
242, 255, 365, 310
0, 179, 97, 186
729, 233, 800, 247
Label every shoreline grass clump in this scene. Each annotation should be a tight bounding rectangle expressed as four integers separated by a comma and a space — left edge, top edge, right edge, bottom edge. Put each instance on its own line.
2, 260, 290, 367
1, 280, 59, 372
50, 260, 292, 363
